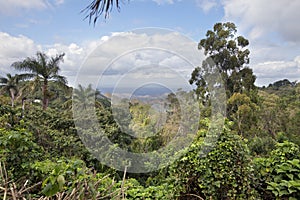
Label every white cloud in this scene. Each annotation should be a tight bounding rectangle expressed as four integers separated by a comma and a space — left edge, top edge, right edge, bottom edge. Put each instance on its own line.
0, 32, 42, 74
222, 0, 300, 43
152, 0, 174, 5
0, 31, 109, 86
55, 0, 64, 6
218, 0, 300, 85
196, 0, 218, 13
295, 56, 300, 66
77, 30, 204, 91
252, 58, 300, 86
0, 0, 49, 14
1, 31, 189, 88
45, 43, 83, 70
0, 0, 65, 15
137, 0, 183, 5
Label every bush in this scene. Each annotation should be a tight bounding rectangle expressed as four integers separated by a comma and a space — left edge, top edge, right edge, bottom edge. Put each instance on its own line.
254, 141, 300, 199
169, 122, 257, 199
0, 128, 42, 180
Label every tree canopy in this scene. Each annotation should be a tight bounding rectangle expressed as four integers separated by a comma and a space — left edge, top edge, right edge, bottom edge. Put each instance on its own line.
11, 52, 67, 110
1, 23, 300, 200
0, 74, 20, 107
190, 22, 256, 99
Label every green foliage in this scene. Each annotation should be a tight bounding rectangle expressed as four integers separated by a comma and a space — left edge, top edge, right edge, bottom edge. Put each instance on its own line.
258, 81, 300, 146
0, 105, 21, 127
32, 158, 121, 199
11, 51, 67, 110
266, 159, 300, 198
0, 128, 42, 179
190, 22, 256, 101
125, 180, 175, 200
170, 121, 257, 199
254, 141, 300, 199
1, 24, 300, 199
227, 92, 259, 136
0, 73, 21, 107
248, 136, 276, 156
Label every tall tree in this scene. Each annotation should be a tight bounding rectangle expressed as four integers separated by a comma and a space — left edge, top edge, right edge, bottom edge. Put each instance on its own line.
0, 73, 20, 107
12, 52, 67, 110
190, 22, 256, 99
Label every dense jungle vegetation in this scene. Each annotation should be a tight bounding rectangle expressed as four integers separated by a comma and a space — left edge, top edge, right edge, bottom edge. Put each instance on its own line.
0, 22, 299, 199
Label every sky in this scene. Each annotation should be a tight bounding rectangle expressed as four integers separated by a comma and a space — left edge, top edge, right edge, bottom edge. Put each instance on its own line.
1, 0, 300, 89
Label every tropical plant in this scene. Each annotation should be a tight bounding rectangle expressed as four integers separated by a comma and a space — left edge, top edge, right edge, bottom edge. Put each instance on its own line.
0, 128, 42, 180
0, 73, 22, 107
170, 121, 258, 200
72, 84, 100, 110
11, 52, 67, 110
254, 141, 300, 199
82, 0, 127, 24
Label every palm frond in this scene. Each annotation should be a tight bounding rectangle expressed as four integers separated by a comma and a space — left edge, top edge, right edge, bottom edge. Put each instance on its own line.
51, 53, 65, 66
36, 52, 47, 69
11, 58, 39, 73
12, 51, 67, 109
0, 77, 8, 84
49, 53, 65, 75
0, 74, 19, 87
82, 0, 122, 24
6, 73, 12, 79
53, 74, 67, 84
73, 84, 96, 101
0, 86, 6, 94
17, 73, 35, 81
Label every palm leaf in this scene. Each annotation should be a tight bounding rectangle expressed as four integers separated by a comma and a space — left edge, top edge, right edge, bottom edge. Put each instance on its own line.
82, 0, 124, 24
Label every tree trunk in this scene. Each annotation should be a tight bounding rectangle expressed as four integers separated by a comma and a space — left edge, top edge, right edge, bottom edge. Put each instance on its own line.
42, 79, 48, 110
9, 88, 15, 107
22, 97, 26, 118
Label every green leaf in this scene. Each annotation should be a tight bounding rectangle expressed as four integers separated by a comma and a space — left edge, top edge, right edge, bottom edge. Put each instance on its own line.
57, 175, 65, 189
289, 197, 298, 200
286, 173, 294, 180
214, 181, 221, 188
42, 183, 59, 197
278, 189, 289, 196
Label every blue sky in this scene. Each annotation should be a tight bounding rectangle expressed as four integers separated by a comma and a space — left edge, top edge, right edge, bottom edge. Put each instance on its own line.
1, 0, 300, 87
0, 0, 223, 44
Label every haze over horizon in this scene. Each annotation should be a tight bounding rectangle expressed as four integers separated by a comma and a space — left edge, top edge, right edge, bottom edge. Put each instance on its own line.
1, 0, 300, 87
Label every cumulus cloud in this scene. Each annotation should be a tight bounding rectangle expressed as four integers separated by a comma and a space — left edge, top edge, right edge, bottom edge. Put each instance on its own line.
0, 31, 108, 86
218, 0, 300, 85
252, 57, 300, 86
45, 43, 84, 72
222, 0, 300, 43
0, 30, 201, 90
77, 30, 204, 91
44, 38, 108, 85
0, 32, 41, 74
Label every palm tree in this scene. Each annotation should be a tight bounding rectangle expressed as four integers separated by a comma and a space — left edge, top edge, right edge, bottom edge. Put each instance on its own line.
0, 73, 20, 107
82, 0, 128, 24
73, 84, 101, 110
11, 52, 67, 110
